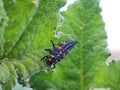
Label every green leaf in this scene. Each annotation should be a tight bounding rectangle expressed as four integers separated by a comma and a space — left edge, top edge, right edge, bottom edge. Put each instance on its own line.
2, 0, 118, 90
0, 0, 66, 90
0, 0, 8, 58
91, 61, 120, 90
3, 0, 40, 57
30, 0, 108, 90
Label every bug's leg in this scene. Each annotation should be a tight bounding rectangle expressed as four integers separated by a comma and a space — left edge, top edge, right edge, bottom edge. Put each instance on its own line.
50, 40, 55, 48
40, 56, 48, 61
44, 49, 52, 53
51, 64, 55, 69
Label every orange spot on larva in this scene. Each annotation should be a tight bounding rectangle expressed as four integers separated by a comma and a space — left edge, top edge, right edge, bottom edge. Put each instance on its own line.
61, 42, 66, 45
48, 58, 51, 61
56, 45, 62, 50
50, 55, 55, 58
63, 53, 66, 57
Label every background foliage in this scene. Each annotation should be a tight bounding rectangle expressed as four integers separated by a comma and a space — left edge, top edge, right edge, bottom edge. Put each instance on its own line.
1, 0, 119, 90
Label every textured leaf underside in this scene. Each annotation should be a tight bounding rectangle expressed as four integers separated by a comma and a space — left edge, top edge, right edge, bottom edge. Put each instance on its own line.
0, 0, 66, 90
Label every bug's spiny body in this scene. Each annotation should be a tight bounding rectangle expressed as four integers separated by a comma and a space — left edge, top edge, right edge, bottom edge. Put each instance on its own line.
41, 40, 78, 69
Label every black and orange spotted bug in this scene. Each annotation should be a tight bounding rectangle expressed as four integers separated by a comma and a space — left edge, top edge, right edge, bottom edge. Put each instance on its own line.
41, 40, 78, 69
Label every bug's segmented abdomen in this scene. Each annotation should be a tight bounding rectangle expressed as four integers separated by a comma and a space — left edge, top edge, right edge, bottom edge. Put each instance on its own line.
42, 40, 78, 69
60, 40, 78, 54
51, 49, 63, 61
50, 40, 78, 63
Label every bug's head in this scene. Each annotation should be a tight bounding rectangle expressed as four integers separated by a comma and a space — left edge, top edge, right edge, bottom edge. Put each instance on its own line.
46, 60, 56, 69
46, 60, 52, 66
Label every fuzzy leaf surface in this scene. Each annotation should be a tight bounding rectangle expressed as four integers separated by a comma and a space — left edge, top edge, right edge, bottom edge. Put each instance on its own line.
30, 0, 109, 90
0, 0, 65, 90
